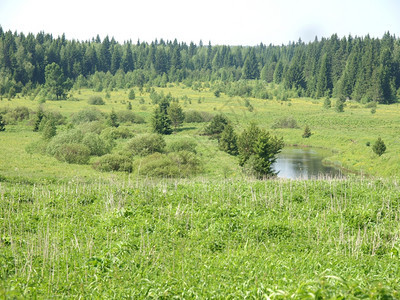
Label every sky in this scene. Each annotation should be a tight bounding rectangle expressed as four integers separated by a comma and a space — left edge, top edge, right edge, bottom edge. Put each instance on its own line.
0, 0, 399, 45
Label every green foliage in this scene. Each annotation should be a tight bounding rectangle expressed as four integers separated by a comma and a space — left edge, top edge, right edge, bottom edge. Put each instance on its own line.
100, 127, 133, 140
184, 111, 212, 123
219, 124, 238, 155
167, 102, 185, 129
33, 108, 45, 132
323, 96, 331, 109
127, 101, 132, 110
134, 151, 201, 177
82, 133, 112, 156
271, 116, 299, 129
0, 114, 5, 131
71, 108, 104, 124
335, 99, 345, 113
372, 137, 386, 156
106, 109, 119, 128
88, 96, 105, 105
128, 89, 135, 100
204, 114, 229, 138
45, 63, 71, 100
302, 125, 312, 138
238, 123, 284, 177
52, 143, 91, 164
92, 154, 132, 172
167, 139, 197, 153
126, 134, 166, 156
41, 120, 57, 140
116, 110, 145, 124
152, 99, 172, 135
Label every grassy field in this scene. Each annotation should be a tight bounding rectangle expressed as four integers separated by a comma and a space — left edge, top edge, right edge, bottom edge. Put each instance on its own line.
1, 84, 400, 297
1, 178, 400, 298
0, 83, 400, 180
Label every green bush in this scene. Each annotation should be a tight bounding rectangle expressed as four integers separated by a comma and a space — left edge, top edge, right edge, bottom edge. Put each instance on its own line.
2, 106, 30, 124
116, 110, 145, 124
93, 154, 132, 172
71, 108, 104, 124
126, 134, 166, 156
53, 143, 91, 164
46, 129, 84, 156
78, 121, 106, 135
100, 127, 133, 141
88, 96, 105, 105
184, 111, 213, 123
271, 116, 299, 129
82, 133, 112, 156
204, 114, 229, 138
167, 139, 197, 153
134, 151, 201, 177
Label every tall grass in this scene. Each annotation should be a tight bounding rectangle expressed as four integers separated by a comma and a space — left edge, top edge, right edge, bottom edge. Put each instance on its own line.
1, 177, 399, 297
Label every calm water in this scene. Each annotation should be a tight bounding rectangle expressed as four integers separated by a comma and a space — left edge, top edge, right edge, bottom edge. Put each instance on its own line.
273, 147, 343, 179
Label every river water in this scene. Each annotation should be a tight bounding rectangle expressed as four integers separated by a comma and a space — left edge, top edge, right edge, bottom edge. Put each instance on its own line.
272, 147, 344, 179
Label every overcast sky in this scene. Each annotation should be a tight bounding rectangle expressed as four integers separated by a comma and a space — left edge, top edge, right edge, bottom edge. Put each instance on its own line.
1, 0, 399, 45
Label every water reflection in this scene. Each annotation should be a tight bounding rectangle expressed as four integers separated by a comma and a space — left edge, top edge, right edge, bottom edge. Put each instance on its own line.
273, 147, 343, 179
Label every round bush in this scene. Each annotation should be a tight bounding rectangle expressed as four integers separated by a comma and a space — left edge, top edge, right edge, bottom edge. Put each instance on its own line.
82, 133, 112, 156
93, 154, 132, 172
71, 108, 104, 124
53, 143, 91, 164
46, 129, 84, 156
88, 96, 105, 105
167, 139, 197, 153
126, 134, 166, 156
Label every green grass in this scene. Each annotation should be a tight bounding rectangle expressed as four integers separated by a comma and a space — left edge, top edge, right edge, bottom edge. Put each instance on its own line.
1, 178, 399, 298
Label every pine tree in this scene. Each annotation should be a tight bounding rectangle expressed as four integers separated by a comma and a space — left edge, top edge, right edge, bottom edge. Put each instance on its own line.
219, 124, 238, 155
242, 49, 259, 79
167, 102, 185, 130
42, 120, 56, 140
128, 89, 135, 100
302, 125, 312, 138
323, 96, 331, 109
335, 99, 344, 113
127, 101, 132, 110
107, 109, 119, 128
372, 137, 386, 156
0, 115, 6, 131
152, 99, 172, 135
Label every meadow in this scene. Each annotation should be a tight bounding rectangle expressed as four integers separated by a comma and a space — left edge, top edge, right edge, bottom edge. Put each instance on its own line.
1, 84, 400, 298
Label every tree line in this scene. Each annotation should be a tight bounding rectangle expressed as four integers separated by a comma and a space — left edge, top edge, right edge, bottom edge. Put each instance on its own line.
1, 26, 400, 103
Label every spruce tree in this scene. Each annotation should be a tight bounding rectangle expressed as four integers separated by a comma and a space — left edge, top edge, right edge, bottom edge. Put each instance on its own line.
107, 109, 119, 128
167, 102, 185, 130
302, 125, 312, 138
372, 137, 386, 156
0, 115, 6, 131
152, 99, 172, 135
323, 96, 331, 109
219, 124, 238, 155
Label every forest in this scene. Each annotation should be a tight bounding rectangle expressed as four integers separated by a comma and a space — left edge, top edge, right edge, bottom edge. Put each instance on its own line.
1, 27, 400, 104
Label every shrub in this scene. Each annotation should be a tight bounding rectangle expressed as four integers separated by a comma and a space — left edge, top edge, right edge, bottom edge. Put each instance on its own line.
71, 108, 103, 124
53, 143, 90, 164
134, 151, 201, 177
204, 114, 229, 138
100, 127, 133, 141
82, 133, 112, 156
167, 139, 197, 153
184, 111, 213, 123
116, 110, 145, 124
46, 129, 84, 156
128, 89, 135, 100
88, 96, 105, 105
78, 121, 106, 135
93, 154, 132, 172
372, 138, 386, 156
302, 125, 312, 138
126, 134, 166, 156
4, 106, 30, 123
271, 116, 299, 129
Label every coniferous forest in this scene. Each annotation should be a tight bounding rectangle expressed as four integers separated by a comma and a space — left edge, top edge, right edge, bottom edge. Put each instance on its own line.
1, 27, 400, 103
